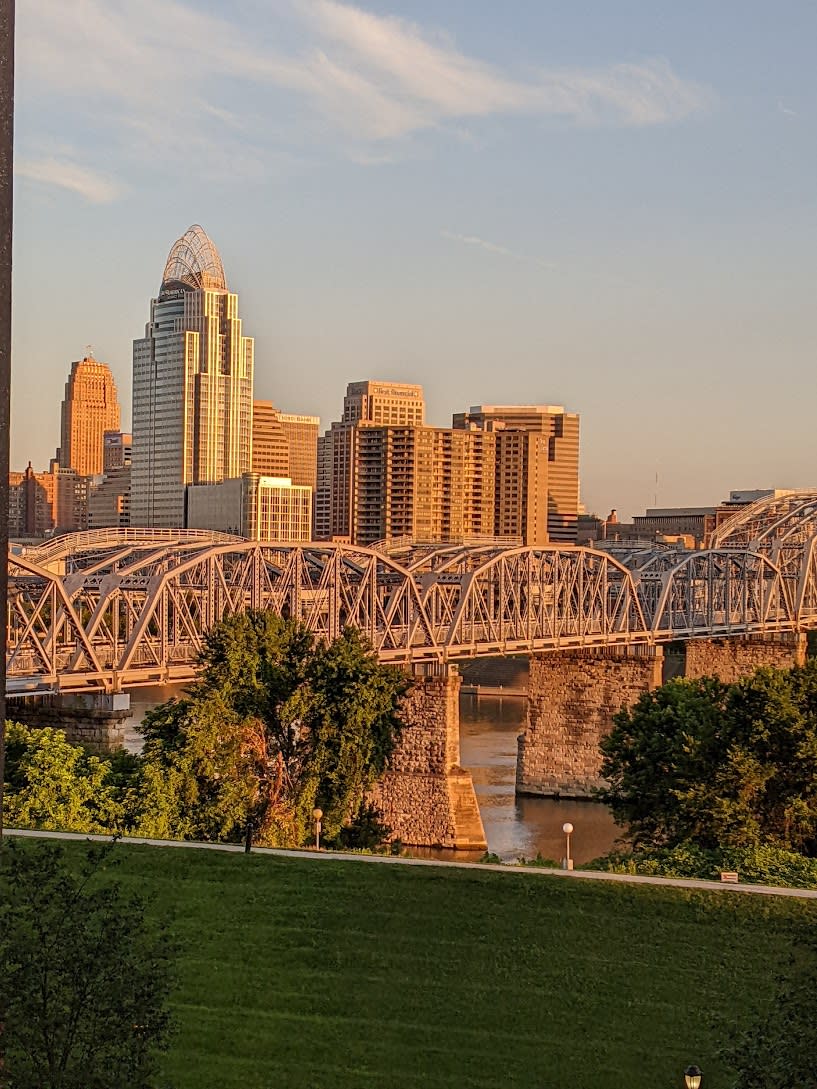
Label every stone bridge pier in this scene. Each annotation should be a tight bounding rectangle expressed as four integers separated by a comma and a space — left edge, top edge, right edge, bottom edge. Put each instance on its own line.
664, 633, 807, 683
517, 647, 664, 798
516, 633, 809, 799
7, 692, 132, 752
371, 666, 487, 851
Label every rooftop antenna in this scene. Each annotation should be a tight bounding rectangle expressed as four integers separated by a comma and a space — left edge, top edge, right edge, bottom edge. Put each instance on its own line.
85, 343, 94, 359
654, 470, 659, 509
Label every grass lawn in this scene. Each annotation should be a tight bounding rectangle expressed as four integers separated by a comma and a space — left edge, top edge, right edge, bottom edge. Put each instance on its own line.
50, 842, 816, 1089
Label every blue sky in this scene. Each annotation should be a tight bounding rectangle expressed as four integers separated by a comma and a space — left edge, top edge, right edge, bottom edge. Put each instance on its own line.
10, 0, 817, 518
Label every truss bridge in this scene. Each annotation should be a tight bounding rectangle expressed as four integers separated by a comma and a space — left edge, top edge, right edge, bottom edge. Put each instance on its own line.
8, 491, 817, 695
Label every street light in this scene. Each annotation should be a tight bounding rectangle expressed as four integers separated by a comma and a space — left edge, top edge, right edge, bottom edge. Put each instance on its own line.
562, 822, 574, 870
684, 1065, 703, 1089
313, 807, 323, 850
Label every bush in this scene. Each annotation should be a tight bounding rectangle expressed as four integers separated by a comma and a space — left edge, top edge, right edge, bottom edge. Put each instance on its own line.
332, 801, 393, 851
4, 721, 125, 834
587, 842, 817, 889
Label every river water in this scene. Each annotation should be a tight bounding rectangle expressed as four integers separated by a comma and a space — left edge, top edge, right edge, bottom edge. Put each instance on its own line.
125, 687, 621, 864
458, 694, 620, 864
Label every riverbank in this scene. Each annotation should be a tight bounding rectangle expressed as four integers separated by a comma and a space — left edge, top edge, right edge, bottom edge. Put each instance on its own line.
12, 833, 815, 1089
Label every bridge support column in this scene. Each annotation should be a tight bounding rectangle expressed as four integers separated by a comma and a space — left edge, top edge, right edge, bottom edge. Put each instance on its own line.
371, 666, 487, 851
517, 647, 664, 798
664, 633, 807, 683
6, 692, 131, 752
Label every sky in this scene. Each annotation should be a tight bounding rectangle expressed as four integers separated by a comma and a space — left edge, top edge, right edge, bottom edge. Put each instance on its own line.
9, 0, 817, 519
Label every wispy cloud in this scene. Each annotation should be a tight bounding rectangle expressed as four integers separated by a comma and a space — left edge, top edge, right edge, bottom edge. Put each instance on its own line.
442, 228, 643, 291
441, 230, 557, 270
14, 156, 122, 203
301, 0, 711, 131
778, 100, 798, 117
15, 0, 714, 200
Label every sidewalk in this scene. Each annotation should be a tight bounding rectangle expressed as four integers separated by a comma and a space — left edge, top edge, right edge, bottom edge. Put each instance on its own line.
7, 826, 817, 900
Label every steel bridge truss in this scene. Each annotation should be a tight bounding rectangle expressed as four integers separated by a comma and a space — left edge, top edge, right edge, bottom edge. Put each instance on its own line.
8, 495, 817, 694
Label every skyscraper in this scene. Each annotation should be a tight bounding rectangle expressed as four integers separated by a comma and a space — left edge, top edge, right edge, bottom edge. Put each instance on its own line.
252, 402, 319, 535
316, 381, 425, 540
251, 401, 290, 478
131, 225, 254, 528
453, 405, 580, 544
352, 424, 495, 545
59, 354, 120, 477
279, 412, 319, 491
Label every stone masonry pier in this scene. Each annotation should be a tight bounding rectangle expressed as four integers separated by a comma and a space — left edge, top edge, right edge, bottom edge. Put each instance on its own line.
517, 633, 810, 799
517, 647, 664, 799
7, 692, 132, 752
372, 669, 487, 851
664, 633, 807, 683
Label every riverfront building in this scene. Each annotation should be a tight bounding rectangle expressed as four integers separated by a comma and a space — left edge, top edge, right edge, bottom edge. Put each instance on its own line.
316, 381, 425, 541
352, 423, 495, 545
453, 405, 581, 544
131, 225, 254, 528
317, 384, 579, 547
187, 474, 312, 543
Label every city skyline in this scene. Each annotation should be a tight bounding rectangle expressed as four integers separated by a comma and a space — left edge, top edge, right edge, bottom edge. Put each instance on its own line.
10, 2, 817, 519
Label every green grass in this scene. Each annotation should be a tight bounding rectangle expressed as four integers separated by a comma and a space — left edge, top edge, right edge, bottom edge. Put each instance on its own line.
55, 843, 817, 1088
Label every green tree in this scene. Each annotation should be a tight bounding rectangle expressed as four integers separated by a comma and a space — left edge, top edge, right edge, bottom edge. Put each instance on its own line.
136, 613, 409, 846
600, 660, 817, 854
599, 676, 728, 848
134, 695, 258, 842
0, 840, 174, 1089
4, 721, 124, 834
728, 929, 817, 1087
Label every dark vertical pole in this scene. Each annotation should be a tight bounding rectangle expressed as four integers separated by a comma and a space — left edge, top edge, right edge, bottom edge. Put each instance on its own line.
0, 0, 15, 839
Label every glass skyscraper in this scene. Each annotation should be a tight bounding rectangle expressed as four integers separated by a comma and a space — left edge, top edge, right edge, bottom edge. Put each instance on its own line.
131, 225, 254, 527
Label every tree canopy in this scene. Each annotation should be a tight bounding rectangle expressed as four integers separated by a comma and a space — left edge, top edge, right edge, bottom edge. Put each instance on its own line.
4, 721, 124, 834
729, 929, 817, 1088
137, 612, 409, 846
0, 840, 174, 1089
600, 660, 817, 855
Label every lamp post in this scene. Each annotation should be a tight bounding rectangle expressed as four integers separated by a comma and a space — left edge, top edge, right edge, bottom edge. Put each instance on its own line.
313, 807, 323, 850
683, 1065, 703, 1089
562, 822, 574, 870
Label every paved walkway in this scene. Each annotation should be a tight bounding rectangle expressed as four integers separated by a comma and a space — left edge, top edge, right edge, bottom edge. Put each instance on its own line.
7, 826, 817, 900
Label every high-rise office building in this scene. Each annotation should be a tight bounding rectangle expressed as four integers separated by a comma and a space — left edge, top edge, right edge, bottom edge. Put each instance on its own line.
131, 225, 254, 527
59, 355, 121, 477
252, 401, 290, 478
103, 431, 132, 472
316, 381, 425, 540
352, 424, 495, 545
340, 381, 425, 427
87, 470, 131, 530
86, 432, 132, 531
279, 412, 319, 491
453, 405, 580, 544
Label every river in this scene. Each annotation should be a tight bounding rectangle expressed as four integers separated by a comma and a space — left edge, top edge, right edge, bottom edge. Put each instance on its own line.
459, 694, 621, 864
125, 686, 622, 864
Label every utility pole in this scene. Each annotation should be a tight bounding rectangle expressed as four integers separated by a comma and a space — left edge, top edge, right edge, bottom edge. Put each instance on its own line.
0, 0, 15, 839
